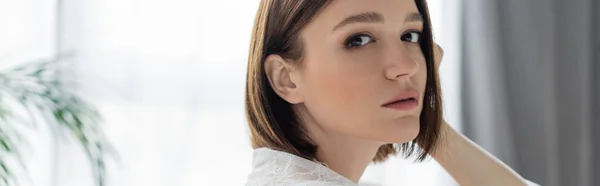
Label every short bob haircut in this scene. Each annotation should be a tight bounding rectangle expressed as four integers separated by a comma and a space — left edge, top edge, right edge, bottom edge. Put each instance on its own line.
245, 0, 443, 162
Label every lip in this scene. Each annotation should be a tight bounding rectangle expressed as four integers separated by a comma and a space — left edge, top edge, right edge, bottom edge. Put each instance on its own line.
382, 90, 420, 110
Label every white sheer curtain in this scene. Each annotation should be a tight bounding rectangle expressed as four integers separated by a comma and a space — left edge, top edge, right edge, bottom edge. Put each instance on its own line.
3, 0, 462, 185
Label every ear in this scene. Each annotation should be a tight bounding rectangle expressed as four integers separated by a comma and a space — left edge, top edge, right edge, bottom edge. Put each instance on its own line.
264, 54, 304, 104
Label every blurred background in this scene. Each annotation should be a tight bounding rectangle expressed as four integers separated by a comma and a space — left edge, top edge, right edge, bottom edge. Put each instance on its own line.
0, 0, 597, 186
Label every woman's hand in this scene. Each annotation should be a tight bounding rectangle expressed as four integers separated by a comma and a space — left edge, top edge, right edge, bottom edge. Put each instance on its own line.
430, 45, 535, 185
434, 43, 443, 70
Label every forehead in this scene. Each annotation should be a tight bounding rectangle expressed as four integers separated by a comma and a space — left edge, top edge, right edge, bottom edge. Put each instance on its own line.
308, 0, 420, 30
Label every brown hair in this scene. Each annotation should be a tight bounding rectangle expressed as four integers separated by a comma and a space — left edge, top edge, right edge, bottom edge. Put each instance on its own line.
245, 0, 443, 162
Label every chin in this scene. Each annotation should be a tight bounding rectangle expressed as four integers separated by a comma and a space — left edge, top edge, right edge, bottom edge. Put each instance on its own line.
376, 116, 420, 143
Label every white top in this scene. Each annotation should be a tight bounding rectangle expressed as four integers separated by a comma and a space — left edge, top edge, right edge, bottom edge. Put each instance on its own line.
246, 148, 357, 186
246, 147, 540, 186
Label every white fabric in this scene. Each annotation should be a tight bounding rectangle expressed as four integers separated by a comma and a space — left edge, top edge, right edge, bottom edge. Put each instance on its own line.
246, 148, 541, 186
246, 148, 358, 186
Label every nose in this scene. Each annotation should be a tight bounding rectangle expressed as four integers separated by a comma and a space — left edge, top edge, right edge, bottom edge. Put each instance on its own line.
384, 46, 420, 80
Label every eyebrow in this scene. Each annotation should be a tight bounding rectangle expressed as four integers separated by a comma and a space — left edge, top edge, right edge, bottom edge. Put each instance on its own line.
332, 12, 423, 32
405, 12, 423, 23
332, 12, 383, 31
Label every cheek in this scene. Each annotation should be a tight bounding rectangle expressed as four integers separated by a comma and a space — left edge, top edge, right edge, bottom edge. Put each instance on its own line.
305, 59, 375, 109
417, 64, 428, 105
404, 45, 427, 94
411, 49, 428, 101
301, 55, 380, 127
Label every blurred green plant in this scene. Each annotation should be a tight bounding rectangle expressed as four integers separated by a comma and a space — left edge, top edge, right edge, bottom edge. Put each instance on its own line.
0, 56, 109, 186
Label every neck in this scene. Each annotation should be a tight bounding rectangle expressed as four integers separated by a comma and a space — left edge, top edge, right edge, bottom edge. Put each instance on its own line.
298, 108, 383, 183
313, 132, 381, 183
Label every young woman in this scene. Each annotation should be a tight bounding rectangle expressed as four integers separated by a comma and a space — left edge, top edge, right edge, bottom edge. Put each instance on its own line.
244, 0, 539, 185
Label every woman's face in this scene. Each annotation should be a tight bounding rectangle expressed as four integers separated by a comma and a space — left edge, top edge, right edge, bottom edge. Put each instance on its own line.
296, 0, 427, 143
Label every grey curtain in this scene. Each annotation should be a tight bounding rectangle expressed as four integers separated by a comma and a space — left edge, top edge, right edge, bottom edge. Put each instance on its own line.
460, 0, 599, 186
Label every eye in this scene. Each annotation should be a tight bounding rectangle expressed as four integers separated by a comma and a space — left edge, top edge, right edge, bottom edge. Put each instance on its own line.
401, 31, 421, 43
344, 34, 375, 48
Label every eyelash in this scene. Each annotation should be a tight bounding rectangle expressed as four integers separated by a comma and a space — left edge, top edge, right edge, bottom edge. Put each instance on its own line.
344, 33, 376, 49
343, 31, 422, 49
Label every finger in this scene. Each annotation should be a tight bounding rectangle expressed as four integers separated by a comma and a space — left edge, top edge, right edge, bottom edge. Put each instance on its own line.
433, 43, 444, 69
